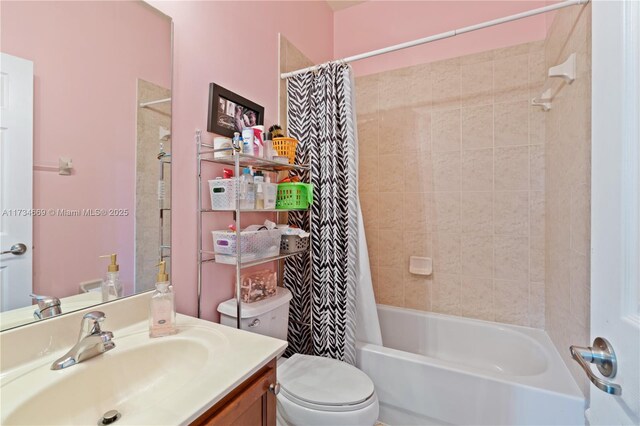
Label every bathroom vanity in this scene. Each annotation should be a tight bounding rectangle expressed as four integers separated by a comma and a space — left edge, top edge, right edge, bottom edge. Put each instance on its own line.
0, 293, 287, 425
191, 359, 277, 425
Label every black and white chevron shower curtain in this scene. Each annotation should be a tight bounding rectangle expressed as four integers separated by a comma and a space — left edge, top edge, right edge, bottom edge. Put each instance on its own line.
283, 62, 359, 365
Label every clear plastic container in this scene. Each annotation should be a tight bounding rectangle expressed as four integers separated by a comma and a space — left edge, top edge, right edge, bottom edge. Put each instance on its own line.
236, 270, 277, 303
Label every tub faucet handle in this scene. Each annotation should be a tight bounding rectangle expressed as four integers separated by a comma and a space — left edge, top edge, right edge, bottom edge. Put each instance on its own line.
570, 337, 622, 396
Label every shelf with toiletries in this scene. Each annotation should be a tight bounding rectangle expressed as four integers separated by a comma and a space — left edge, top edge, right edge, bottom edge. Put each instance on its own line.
196, 125, 311, 326
200, 148, 308, 172
199, 250, 306, 269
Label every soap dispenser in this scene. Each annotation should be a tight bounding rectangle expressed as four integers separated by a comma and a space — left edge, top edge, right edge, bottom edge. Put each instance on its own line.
149, 260, 177, 338
100, 253, 122, 302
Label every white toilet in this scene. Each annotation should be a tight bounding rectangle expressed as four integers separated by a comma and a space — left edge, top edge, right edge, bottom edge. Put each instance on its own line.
218, 288, 379, 426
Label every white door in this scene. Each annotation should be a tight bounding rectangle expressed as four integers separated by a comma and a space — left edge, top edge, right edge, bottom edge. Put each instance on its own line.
589, 0, 640, 424
0, 53, 34, 312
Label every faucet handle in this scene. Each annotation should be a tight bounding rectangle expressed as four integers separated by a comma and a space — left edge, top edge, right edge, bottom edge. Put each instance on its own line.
81, 311, 106, 335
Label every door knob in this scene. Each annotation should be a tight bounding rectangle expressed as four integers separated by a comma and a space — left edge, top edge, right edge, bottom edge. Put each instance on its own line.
570, 337, 622, 395
1, 243, 27, 256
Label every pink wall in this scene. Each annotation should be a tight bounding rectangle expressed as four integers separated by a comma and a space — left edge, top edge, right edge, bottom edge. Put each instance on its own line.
333, 0, 547, 76
149, 1, 333, 321
1, 1, 171, 298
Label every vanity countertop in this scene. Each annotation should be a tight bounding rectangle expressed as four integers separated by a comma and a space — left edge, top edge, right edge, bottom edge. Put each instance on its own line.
0, 293, 287, 425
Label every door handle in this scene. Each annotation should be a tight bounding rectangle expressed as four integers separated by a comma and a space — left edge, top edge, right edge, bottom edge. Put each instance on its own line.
570, 337, 622, 395
1, 243, 27, 256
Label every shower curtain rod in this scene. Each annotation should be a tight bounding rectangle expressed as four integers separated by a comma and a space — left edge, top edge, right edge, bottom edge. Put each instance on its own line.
280, 0, 589, 79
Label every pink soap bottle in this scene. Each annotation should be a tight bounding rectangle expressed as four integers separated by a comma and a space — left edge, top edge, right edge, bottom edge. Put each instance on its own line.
149, 260, 177, 338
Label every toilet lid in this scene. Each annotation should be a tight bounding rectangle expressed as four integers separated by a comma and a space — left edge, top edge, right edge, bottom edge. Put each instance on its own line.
278, 354, 375, 407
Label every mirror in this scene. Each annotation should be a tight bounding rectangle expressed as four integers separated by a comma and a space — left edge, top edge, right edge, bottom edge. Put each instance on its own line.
0, 1, 172, 331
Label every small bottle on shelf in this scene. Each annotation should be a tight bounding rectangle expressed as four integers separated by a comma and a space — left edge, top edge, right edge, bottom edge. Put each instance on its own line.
239, 167, 255, 209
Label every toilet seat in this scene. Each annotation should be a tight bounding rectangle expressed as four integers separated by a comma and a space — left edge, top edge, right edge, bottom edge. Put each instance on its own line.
278, 354, 376, 412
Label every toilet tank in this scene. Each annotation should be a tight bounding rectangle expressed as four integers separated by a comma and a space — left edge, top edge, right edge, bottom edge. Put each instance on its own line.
217, 287, 292, 341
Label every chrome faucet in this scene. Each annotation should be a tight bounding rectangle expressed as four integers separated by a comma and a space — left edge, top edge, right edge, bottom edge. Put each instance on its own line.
31, 294, 62, 320
51, 311, 115, 370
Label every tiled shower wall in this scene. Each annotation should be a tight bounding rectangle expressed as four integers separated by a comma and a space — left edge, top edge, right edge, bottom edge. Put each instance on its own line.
544, 3, 592, 395
356, 41, 547, 328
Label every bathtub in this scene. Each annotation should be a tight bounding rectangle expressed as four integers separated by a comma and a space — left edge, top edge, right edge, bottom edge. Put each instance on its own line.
356, 305, 585, 426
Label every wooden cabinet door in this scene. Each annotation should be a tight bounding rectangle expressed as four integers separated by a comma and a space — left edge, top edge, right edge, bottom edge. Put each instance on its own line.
192, 359, 277, 426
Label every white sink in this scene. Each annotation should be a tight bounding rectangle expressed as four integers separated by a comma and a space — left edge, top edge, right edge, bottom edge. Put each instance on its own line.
1, 297, 287, 426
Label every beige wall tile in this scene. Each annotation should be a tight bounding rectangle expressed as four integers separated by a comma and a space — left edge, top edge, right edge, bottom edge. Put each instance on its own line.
494, 53, 529, 103
461, 60, 493, 107
433, 191, 461, 233
379, 67, 415, 111
530, 190, 545, 238
354, 39, 550, 330
432, 109, 461, 152
494, 279, 529, 326
405, 152, 433, 193
462, 148, 494, 191
403, 231, 432, 271
379, 192, 403, 231
379, 229, 404, 268
404, 270, 432, 311
570, 183, 590, 255
355, 74, 379, 116
495, 235, 529, 280
366, 227, 380, 268
433, 233, 461, 274
433, 151, 461, 191
461, 105, 494, 150
529, 281, 545, 328
570, 250, 589, 327
461, 191, 493, 234
403, 193, 432, 232
409, 63, 433, 109
461, 235, 494, 278
378, 267, 404, 306
494, 101, 529, 146
530, 144, 545, 191
379, 108, 429, 154
378, 155, 404, 192
494, 191, 529, 236
460, 276, 494, 321
529, 106, 546, 146
431, 58, 461, 110
360, 192, 379, 230
495, 146, 530, 190
359, 155, 378, 193
358, 113, 379, 158
432, 273, 461, 315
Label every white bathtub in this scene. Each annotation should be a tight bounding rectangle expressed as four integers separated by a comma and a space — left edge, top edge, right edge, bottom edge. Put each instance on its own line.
356, 305, 585, 426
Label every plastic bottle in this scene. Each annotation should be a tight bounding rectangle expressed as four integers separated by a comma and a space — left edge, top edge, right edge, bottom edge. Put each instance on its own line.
255, 171, 265, 210
100, 254, 122, 302
149, 260, 177, 338
240, 167, 255, 209
242, 128, 254, 155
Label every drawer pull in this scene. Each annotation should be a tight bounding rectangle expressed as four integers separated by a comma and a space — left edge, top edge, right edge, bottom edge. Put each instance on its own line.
269, 382, 280, 395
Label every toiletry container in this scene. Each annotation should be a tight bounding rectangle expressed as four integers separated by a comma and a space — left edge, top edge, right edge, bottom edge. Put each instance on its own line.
254, 171, 265, 209
263, 177, 277, 209
213, 136, 233, 157
149, 260, 176, 337
239, 167, 255, 209
217, 288, 379, 426
242, 128, 254, 155
100, 253, 122, 302
209, 178, 237, 210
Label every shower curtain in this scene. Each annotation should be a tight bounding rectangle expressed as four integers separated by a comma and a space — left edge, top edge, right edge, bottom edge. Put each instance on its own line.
283, 62, 374, 365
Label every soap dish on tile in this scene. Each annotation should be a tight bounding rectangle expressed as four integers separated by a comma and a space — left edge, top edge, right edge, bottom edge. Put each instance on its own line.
409, 256, 432, 276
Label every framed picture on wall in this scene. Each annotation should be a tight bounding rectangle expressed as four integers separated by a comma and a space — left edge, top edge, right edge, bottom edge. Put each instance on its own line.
207, 83, 264, 137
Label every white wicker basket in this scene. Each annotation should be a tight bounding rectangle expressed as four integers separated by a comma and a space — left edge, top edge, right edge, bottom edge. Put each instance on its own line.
208, 178, 237, 210
212, 229, 282, 263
